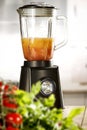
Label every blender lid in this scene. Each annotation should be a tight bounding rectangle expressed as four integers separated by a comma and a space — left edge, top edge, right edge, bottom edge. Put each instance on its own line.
17, 2, 59, 17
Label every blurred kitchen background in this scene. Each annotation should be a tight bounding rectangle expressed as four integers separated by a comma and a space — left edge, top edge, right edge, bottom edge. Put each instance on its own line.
0, 0, 87, 106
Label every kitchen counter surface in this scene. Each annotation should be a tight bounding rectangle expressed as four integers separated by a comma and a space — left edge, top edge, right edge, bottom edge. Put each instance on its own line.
64, 106, 87, 130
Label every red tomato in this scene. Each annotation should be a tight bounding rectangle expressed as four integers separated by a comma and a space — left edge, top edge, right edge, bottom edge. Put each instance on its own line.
12, 85, 18, 90
4, 84, 9, 91
0, 81, 4, 92
6, 126, 19, 130
3, 99, 18, 109
0, 81, 3, 87
0, 84, 9, 93
5, 113, 23, 125
2, 94, 8, 99
1, 84, 10, 95
0, 122, 2, 130
11, 86, 18, 94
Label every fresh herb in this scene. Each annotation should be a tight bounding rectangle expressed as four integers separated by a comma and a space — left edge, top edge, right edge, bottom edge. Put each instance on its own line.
15, 81, 85, 130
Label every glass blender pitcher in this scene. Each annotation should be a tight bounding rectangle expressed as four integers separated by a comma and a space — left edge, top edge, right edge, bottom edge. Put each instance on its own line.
17, 3, 66, 61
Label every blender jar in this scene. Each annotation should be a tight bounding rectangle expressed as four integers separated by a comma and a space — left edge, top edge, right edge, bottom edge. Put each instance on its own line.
17, 3, 66, 61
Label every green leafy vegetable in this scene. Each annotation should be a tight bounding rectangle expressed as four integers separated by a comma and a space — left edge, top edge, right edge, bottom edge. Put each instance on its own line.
68, 108, 85, 119
15, 81, 85, 130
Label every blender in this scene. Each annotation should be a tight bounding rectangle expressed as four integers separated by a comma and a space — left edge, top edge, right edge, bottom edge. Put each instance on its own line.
17, 3, 66, 108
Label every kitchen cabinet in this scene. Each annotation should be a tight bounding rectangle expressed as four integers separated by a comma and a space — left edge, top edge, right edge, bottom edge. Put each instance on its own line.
63, 92, 86, 106
85, 94, 87, 106
63, 88, 87, 106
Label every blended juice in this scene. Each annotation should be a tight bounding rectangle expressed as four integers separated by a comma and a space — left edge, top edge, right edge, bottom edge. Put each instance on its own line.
22, 38, 54, 61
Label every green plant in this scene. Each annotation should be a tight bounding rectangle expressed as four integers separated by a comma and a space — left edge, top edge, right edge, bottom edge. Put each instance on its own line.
15, 81, 85, 130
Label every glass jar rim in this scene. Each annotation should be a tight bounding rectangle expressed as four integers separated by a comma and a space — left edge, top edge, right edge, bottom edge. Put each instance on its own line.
17, 3, 59, 17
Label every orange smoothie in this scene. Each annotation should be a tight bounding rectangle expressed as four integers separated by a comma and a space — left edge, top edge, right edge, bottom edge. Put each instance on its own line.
21, 38, 54, 61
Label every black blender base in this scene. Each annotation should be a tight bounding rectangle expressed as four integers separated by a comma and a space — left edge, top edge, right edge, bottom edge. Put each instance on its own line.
19, 61, 64, 108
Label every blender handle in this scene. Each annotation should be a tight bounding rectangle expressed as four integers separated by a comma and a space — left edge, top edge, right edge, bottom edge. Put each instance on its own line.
54, 16, 67, 50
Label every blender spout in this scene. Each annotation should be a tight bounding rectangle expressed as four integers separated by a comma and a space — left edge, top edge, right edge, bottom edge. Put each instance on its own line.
17, 8, 22, 14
